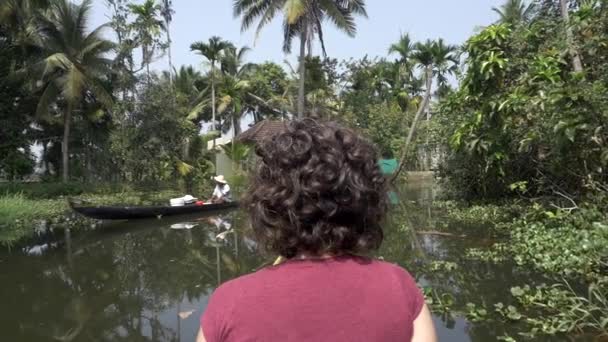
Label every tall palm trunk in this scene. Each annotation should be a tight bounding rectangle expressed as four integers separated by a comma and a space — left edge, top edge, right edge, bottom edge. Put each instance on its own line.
183, 138, 190, 160
166, 25, 174, 84
424, 108, 431, 171
392, 65, 433, 182
146, 61, 151, 85
297, 30, 307, 118
211, 62, 216, 149
62, 103, 73, 182
560, 0, 583, 72
216, 244, 221, 286
42, 143, 50, 176
145, 44, 152, 85
232, 115, 241, 136
128, 55, 137, 108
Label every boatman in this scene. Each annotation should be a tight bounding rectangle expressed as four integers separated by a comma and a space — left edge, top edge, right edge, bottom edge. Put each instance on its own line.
210, 175, 231, 203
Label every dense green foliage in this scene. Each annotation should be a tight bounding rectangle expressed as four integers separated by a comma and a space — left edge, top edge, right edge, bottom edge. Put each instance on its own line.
462, 196, 608, 338
432, 4, 608, 336
3, 2, 604, 192
508, 201, 608, 280
467, 198, 608, 282
431, 6, 608, 334
0, 0, 260, 184
438, 1, 608, 199
0, 0, 451, 185
0, 45, 36, 179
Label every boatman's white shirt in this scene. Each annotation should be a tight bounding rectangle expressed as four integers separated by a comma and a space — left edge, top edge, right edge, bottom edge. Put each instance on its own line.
213, 184, 230, 199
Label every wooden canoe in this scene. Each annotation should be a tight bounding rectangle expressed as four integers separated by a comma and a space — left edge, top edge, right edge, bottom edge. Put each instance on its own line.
69, 201, 238, 220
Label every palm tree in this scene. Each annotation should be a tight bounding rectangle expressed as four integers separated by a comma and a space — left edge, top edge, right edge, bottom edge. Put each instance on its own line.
190, 36, 234, 147
234, 0, 368, 118
245, 59, 303, 120
392, 39, 458, 181
160, 66, 212, 177
0, 0, 49, 25
128, 0, 164, 83
159, 0, 174, 82
217, 74, 251, 136
168, 65, 202, 97
388, 33, 415, 80
220, 142, 251, 171
388, 34, 418, 111
162, 65, 206, 120
220, 46, 254, 77
33, 0, 114, 182
0, 0, 49, 57
219, 45, 257, 135
492, 0, 535, 25
430, 39, 459, 92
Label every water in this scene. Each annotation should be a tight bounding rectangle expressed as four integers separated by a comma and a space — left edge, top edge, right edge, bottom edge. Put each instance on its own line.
0, 181, 582, 341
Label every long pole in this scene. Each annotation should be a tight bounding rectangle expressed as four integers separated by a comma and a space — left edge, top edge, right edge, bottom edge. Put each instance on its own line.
392, 65, 433, 182
216, 245, 221, 286
297, 30, 307, 118
211, 61, 217, 149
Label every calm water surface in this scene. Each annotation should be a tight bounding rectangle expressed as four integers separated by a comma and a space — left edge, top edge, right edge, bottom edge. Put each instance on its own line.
0, 181, 578, 341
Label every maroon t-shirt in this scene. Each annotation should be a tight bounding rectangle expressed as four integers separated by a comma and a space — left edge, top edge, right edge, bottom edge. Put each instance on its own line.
201, 256, 425, 342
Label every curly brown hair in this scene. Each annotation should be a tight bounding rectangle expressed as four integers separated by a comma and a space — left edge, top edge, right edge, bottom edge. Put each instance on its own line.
243, 119, 388, 258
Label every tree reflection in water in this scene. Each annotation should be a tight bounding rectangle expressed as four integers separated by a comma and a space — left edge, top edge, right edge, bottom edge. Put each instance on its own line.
1, 180, 574, 341
0, 210, 263, 342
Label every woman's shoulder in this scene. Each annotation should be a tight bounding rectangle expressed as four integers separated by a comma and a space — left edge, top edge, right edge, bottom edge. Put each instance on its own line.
336, 255, 413, 273
210, 265, 281, 301
366, 259, 425, 316
212, 269, 262, 295
337, 257, 421, 295
365, 258, 418, 282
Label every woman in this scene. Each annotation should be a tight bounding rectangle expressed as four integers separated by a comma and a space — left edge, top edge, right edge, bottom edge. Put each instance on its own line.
197, 119, 436, 342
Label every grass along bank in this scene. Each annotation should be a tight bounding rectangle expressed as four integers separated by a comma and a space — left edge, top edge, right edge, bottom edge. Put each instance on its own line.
0, 184, 200, 245
0, 194, 66, 244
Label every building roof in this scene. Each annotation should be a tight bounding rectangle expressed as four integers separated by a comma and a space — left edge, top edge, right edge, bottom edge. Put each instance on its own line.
236, 120, 287, 145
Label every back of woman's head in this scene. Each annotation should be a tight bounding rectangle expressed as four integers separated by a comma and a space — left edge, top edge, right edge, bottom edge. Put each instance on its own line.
244, 119, 388, 258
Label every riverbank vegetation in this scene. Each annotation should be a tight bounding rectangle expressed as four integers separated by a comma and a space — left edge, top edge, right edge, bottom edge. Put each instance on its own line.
431, 1, 608, 338
0, 194, 65, 243
437, 3, 607, 201
0, 185, 185, 244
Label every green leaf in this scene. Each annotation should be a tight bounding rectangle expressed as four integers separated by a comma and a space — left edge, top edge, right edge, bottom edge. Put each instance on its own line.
564, 127, 576, 142
553, 120, 568, 133
284, 0, 306, 24
601, 150, 608, 165
506, 305, 522, 320
511, 286, 525, 297
176, 160, 194, 176
188, 101, 207, 121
